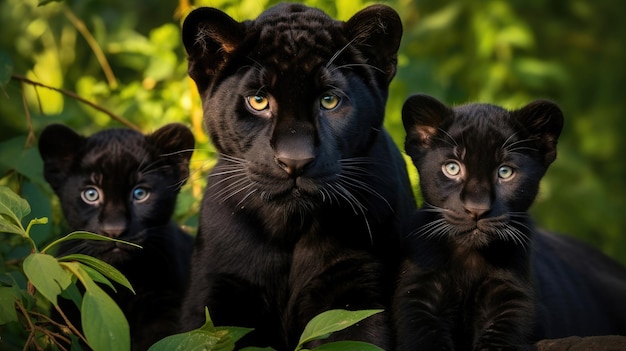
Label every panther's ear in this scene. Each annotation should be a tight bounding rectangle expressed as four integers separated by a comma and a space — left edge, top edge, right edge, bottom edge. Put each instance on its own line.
344, 4, 403, 83
148, 123, 195, 185
182, 7, 245, 92
38, 124, 85, 191
514, 99, 564, 166
402, 94, 453, 160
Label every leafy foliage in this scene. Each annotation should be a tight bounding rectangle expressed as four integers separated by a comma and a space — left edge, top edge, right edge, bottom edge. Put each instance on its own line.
0, 186, 134, 350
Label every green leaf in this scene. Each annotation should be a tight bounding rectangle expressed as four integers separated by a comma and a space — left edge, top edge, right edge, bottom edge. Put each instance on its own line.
58, 254, 134, 294
239, 348, 276, 351
38, 0, 64, 6
0, 186, 30, 236
23, 253, 72, 306
42, 231, 142, 253
0, 49, 12, 87
147, 329, 220, 351
0, 287, 18, 324
311, 341, 384, 351
297, 309, 383, 346
148, 308, 254, 351
59, 279, 83, 309
215, 326, 254, 344
79, 263, 117, 293
80, 268, 130, 351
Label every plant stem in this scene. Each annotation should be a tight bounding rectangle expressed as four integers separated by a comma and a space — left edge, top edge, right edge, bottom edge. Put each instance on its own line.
10, 74, 140, 131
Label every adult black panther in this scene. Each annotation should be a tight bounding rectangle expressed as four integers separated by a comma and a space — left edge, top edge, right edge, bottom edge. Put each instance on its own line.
179, 3, 415, 350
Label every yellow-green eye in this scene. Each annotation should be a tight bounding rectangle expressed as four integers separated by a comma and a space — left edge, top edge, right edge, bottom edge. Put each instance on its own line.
247, 95, 269, 111
443, 161, 462, 177
498, 165, 515, 180
320, 94, 340, 110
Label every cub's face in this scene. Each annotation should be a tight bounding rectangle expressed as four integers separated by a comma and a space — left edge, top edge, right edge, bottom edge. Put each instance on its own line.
39, 124, 194, 263
183, 4, 402, 210
402, 94, 563, 247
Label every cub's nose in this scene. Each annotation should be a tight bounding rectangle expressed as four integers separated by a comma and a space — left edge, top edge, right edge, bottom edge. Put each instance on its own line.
276, 156, 314, 176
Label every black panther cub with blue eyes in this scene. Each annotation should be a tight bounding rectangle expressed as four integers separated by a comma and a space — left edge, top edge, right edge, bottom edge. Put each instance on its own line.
179, 3, 415, 350
394, 94, 564, 351
39, 123, 195, 351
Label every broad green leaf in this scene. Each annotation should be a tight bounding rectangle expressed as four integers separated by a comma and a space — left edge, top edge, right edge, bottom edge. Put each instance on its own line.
79, 263, 117, 293
42, 231, 142, 253
58, 253, 134, 294
149, 308, 253, 351
81, 270, 130, 351
59, 279, 83, 309
0, 287, 18, 324
239, 348, 276, 351
0, 49, 12, 87
215, 326, 254, 344
0, 186, 30, 236
311, 341, 384, 351
23, 253, 72, 306
298, 309, 383, 346
147, 330, 220, 351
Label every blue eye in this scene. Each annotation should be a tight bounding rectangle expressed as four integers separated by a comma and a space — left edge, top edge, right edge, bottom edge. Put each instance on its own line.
498, 166, 515, 180
81, 187, 101, 204
442, 161, 462, 177
132, 187, 149, 202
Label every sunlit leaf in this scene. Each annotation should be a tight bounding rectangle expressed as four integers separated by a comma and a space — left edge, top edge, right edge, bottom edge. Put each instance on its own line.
38, 0, 64, 6
42, 231, 142, 253
58, 253, 134, 294
23, 253, 72, 306
80, 267, 130, 351
0, 186, 30, 236
297, 309, 383, 346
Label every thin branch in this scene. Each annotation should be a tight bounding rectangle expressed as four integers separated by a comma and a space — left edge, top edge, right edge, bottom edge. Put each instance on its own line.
63, 6, 118, 89
15, 298, 44, 351
54, 304, 90, 346
12, 74, 140, 131
20, 82, 36, 148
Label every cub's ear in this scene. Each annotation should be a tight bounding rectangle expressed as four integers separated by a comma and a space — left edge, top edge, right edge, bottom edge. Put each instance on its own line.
38, 124, 85, 191
148, 123, 195, 184
402, 94, 453, 160
182, 7, 245, 92
344, 4, 403, 83
514, 100, 564, 166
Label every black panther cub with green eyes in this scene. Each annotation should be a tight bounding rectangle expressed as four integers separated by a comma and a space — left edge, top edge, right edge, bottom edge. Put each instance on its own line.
179, 3, 415, 350
39, 123, 195, 351
394, 94, 564, 351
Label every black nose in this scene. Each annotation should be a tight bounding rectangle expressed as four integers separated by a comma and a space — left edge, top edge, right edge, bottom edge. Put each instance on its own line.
276, 157, 314, 176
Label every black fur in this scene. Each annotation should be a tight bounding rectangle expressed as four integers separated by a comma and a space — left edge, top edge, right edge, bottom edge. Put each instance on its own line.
180, 3, 414, 350
395, 94, 564, 351
39, 123, 195, 351
532, 230, 626, 339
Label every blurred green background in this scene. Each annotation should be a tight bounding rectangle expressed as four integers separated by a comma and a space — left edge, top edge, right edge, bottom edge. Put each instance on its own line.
1, 0, 624, 265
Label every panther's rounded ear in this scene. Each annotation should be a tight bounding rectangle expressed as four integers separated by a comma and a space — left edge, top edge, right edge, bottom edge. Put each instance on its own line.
182, 7, 245, 92
402, 94, 453, 159
514, 99, 564, 166
344, 4, 403, 83
38, 124, 85, 191
148, 123, 195, 184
